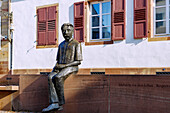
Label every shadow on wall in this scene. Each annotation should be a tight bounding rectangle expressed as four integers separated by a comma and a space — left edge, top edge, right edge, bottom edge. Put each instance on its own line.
69, 4, 74, 26
2, 74, 170, 113
0, 74, 49, 112
0, 75, 19, 111
11, 0, 25, 3
62, 75, 109, 113
126, 38, 147, 45
50, 74, 170, 113
12, 75, 49, 112
0, 74, 109, 112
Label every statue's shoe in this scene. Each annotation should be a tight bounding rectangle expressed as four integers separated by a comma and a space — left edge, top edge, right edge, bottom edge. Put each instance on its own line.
42, 103, 59, 112
58, 106, 63, 111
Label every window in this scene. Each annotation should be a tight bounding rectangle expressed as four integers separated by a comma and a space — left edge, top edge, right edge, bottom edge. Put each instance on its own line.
154, 0, 170, 35
74, 0, 125, 45
36, 4, 59, 48
90, 1, 111, 41
148, 0, 170, 41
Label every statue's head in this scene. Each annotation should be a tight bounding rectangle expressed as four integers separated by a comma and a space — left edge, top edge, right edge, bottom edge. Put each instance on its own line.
61, 23, 74, 41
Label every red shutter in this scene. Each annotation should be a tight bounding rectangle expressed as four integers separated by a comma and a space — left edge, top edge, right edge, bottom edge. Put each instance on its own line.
37, 8, 47, 45
111, 0, 126, 40
74, 1, 85, 42
134, 0, 147, 39
47, 6, 57, 45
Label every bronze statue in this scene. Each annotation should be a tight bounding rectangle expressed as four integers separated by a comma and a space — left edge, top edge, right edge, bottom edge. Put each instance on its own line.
42, 23, 82, 112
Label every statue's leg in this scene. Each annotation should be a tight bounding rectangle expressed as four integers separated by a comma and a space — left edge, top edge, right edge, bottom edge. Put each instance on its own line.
48, 71, 59, 104
54, 67, 78, 106
55, 76, 65, 106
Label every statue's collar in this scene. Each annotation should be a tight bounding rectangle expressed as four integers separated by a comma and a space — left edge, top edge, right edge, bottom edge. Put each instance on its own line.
65, 37, 73, 43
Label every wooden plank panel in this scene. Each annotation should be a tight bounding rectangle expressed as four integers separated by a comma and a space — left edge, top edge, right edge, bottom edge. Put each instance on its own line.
112, 0, 126, 40
74, 1, 85, 42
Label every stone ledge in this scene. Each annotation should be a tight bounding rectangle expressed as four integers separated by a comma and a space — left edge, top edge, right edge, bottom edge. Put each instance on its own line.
0, 85, 19, 91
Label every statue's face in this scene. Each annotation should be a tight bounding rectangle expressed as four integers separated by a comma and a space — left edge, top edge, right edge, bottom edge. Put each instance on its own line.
62, 25, 73, 41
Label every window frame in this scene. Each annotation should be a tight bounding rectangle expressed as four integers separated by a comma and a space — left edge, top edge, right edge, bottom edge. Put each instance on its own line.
154, 0, 170, 35
36, 3, 59, 49
89, 0, 112, 42
148, 0, 170, 41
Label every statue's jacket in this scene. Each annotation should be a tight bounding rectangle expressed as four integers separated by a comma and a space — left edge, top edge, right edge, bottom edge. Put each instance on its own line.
56, 39, 83, 69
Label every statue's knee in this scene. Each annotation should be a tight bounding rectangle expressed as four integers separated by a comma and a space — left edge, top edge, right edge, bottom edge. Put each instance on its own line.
55, 75, 61, 80
55, 76, 64, 82
48, 74, 54, 80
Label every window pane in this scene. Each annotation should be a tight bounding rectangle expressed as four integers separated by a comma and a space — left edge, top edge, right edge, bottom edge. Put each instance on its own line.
156, 21, 166, 34
92, 28, 100, 39
102, 15, 111, 26
156, 0, 166, 6
102, 2, 111, 14
92, 3, 99, 15
156, 7, 166, 20
102, 27, 111, 38
92, 16, 100, 27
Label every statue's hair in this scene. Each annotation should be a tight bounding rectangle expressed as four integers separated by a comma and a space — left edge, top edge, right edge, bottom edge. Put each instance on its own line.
61, 23, 74, 31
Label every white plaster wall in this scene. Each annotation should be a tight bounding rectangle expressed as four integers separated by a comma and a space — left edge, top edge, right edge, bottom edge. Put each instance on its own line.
11, 0, 60, 69
0, 15, 1, 50
11, 0, 170, 70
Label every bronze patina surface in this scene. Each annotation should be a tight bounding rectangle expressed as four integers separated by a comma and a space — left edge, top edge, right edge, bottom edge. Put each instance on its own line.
42, 23, 82, 112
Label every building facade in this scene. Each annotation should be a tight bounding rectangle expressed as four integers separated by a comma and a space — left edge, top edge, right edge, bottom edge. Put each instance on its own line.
6, 0, 170, 75
1, 0, 170, 112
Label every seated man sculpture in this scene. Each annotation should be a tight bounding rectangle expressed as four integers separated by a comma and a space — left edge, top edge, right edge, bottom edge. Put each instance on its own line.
42, 23, 82, 112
